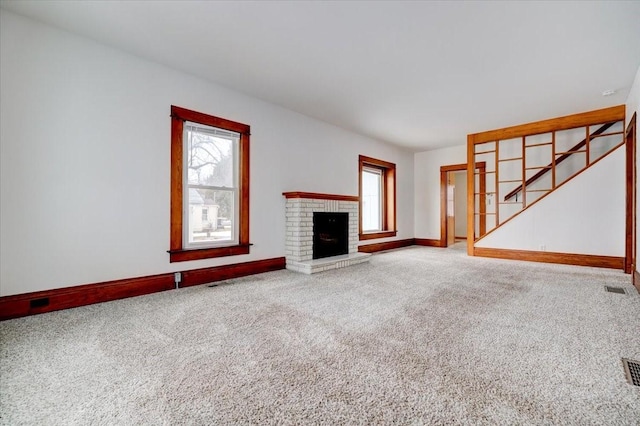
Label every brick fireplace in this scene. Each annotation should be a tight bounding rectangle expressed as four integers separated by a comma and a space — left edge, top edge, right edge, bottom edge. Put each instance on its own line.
283, 192, 371, 274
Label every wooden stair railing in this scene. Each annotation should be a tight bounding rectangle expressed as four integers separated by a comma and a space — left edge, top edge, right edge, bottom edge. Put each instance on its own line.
503, 121, 615, 201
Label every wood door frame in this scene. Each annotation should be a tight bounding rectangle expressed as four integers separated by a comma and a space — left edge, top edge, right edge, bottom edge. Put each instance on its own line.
440, 162, 486, 248
625, 112, 637, 275
446, 172, 456, 246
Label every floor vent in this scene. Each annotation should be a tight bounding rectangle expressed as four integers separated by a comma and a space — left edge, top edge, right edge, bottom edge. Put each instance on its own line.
622, 358, 640, 386
605, 286, 626, 294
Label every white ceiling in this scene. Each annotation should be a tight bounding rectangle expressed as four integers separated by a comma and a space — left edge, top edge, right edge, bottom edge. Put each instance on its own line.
2, 1, 640, 151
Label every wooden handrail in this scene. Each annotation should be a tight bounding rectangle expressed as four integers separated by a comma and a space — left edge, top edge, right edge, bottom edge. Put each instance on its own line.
503, 122, 615, 201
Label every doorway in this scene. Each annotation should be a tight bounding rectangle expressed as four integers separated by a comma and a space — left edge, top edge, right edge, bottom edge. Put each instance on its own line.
440, 162, 486, 248
625, 113, 637, 289
444, 170, 467, 246
440, 164, 468, 248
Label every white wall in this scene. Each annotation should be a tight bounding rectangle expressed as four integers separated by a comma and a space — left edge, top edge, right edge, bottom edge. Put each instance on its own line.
0, 10, 414, 296
414, 107, 628, 254
414, 144, 466, 239
475, 147, 625, 256
627, 66, 640, 129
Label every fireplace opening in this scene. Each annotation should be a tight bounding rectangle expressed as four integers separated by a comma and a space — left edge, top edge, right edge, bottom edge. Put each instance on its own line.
313, 212, 349, 260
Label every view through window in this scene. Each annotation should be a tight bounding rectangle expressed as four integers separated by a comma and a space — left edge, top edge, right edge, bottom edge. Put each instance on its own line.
358, 155, 397, 240
361, 166, 382, 232
185, 121, 239, 247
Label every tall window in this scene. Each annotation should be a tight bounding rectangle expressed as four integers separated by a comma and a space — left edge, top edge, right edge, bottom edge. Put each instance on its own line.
362, 166, 382, 231
170, 106, 250, 262
359, 155, 397, 240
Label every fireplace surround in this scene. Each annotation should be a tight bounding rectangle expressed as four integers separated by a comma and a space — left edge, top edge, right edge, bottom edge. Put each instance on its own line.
283, 192, 371, 274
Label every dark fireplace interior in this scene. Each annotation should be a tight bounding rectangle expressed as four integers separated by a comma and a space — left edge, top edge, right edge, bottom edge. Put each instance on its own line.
313, 212, 349, 260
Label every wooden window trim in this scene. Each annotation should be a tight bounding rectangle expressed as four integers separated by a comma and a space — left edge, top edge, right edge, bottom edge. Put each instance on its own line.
169, 105, 250, 262
358, 155, 397, 240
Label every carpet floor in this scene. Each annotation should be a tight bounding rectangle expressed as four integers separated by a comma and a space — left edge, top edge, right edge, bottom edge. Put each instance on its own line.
1, 245, 639, 425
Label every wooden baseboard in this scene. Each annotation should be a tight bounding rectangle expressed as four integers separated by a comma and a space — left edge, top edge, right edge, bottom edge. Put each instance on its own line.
414, 238, 443, 247
474, 247, 624, 269
634, 269, 640, 294
180, 257, 285, 287
358, 238, 415, 253
0, 257, 286, 321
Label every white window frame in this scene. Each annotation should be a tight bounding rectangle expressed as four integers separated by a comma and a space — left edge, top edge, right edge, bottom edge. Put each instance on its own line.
182, 121, 240, 249
362, 166, 383, 232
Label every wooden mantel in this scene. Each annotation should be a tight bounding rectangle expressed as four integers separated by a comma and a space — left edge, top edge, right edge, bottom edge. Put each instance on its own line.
282, 192, 359, 202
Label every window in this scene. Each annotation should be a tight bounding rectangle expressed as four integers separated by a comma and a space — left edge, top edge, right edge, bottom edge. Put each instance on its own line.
359, 155, 396, 240
362, 167, 382, 231
170, 106, 250, 262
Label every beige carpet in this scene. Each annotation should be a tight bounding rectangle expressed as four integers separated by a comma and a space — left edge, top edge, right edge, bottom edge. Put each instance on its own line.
1, 245, 639, 424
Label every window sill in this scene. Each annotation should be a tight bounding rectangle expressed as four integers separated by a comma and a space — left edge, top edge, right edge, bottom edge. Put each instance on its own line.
169, 244, 250, 262
359, 230, 397, 241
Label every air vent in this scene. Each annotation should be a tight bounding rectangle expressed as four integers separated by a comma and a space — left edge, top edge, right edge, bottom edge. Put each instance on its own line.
622, 358, 640, 386
605, 286, 626, 294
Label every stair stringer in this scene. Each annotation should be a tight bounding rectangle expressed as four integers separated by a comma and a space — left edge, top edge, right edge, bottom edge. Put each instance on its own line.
475, 146, 625, 256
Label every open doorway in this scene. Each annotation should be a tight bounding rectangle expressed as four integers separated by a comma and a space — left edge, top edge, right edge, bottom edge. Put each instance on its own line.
440, 164, 467, 248
625, 113, 637, 290
444, 170, 467, 246
440, 162, 486, 248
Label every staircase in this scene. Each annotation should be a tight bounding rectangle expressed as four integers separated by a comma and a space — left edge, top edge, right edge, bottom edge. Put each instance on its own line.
502, 121, 618, 202
467, 106, 626, 243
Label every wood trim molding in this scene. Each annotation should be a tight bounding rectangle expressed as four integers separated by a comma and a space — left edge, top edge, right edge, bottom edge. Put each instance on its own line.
474, 247, 623, 269
171, 106, 251, 134
467, 106, 626, 257
180, 257, 284, 287
441, 162, 486, 249
414, 238, 443, 247
170, 114, 184, 252
282, 192, 359, 202
440, 168, 447, 247
359, 155, 396, 169
170, 105, 251, 262
169, 245, 250, 262
358, 239, 414, 253
468, 105, 625, 144
467, 135, 476, 256
625, 112, 636, 274
0, 257, 285, 321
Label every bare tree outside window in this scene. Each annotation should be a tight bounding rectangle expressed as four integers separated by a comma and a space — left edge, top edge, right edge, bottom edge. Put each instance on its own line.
185, 123, 239, 245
